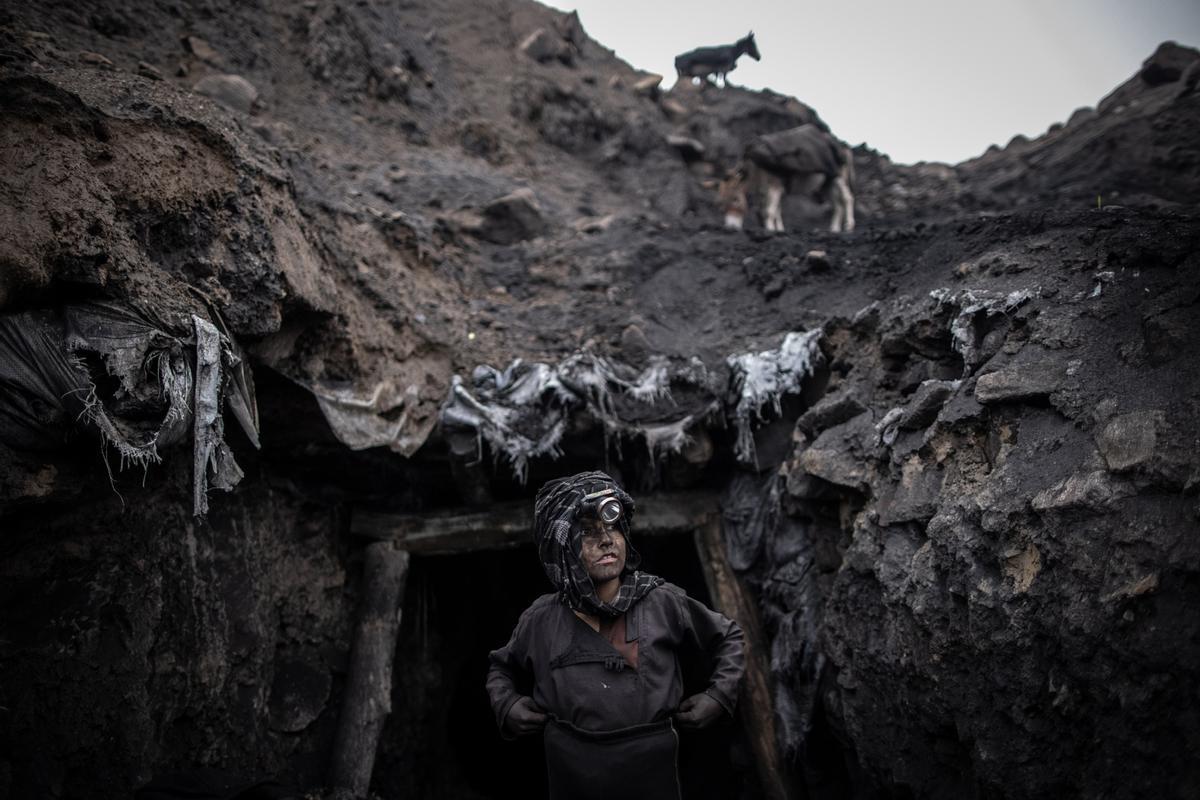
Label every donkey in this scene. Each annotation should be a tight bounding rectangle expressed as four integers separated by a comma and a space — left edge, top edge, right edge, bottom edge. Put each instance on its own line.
674, 32, 761, 86
718, 124, 856, 233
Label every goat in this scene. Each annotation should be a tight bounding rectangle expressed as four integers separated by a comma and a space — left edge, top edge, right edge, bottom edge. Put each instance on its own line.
718, 124, 856, 233
674, 32, 760, 87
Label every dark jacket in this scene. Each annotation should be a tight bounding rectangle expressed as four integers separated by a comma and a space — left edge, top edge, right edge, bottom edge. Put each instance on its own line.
486, 582, 745, 735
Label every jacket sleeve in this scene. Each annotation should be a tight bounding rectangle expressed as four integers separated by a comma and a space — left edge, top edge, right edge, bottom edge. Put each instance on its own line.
485, 606, 536, 739
673, 589, 745, 717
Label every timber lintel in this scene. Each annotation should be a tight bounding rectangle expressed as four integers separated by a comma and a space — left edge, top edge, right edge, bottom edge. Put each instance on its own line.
351, 490, 719, 554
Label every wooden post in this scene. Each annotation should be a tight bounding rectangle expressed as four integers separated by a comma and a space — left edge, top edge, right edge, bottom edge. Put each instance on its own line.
329, 541, 411, 795
694, 516, 797, 800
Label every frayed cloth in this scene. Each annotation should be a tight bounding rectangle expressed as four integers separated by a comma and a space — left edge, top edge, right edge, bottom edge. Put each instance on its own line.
726, 330, 824, 465
442, 353, 715, 483
0, 302, 258, 516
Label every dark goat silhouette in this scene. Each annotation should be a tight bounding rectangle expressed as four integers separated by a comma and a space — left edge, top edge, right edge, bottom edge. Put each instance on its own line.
674, 32, 760, 86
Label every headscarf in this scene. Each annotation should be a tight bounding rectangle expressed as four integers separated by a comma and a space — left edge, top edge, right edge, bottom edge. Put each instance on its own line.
533, 470, 663, 618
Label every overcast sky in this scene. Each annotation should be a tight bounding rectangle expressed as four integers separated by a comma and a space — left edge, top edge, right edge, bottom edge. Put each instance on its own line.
542, 0, 1200, 165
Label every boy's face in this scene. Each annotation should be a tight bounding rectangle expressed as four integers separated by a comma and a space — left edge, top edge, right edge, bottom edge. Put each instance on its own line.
578, 517, 627, 585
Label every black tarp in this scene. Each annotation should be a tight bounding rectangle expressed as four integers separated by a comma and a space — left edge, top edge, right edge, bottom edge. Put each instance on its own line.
0, 302, 258, 515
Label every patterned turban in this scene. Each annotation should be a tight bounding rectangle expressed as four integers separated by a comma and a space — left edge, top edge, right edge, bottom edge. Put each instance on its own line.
532, 470, 663, 617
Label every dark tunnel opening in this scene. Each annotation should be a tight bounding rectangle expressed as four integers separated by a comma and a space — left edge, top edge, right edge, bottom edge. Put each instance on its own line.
374, 532, 757, 799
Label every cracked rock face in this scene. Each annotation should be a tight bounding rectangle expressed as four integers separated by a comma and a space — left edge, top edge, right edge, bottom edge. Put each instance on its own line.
1, 1, 1198, 798
777, 263, 1200, 798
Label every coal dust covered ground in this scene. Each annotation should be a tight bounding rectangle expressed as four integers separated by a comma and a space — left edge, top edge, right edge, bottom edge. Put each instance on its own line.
1, 1, 1199, 799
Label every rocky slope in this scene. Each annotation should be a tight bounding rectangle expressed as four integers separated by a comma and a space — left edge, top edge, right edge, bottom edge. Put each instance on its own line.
1, 1, 1198, 798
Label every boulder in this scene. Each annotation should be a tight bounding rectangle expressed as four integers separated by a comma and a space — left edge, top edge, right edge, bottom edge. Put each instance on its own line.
804, 249, 832, 272
618, 323, 651, 362
795, 412, 876, 491
519, 28, 571, 65
193, 74, 259, 114
798, 446, 870, 492
797, 394, 866, 437
1139, 41, 1199, 87
1097, 411, 1159, 472
900, 379, 959, 430
974, 363, 1062, 404
633, 74, 663, 97
556, 10, 586, 50
876, 455, 943, 525
78, 51, 114, 68
1031, 470, 1135, 511
1066, 106, 1096, 128
572, 213, 615, 234
1002, 543, 1042, 593
660, 98, 688, 119
666, 134, 705, 158
473, 188, 547, 244
137, 61, 163, 80
182, 34, 220, 64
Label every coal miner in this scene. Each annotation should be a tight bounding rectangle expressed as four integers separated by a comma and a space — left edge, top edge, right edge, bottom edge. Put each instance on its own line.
486, 471, 745, 798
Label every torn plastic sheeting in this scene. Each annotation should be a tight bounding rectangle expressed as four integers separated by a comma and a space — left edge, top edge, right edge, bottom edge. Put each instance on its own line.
720, 471, 782, 571
205, 303, 260, 449
770, 613, 826, 759
556, 352, 673, 416
639, 406, 721, 464
0, 303, 258, 516
726, 330, 824, 465
192, 316, 244, 517
722, 469, 827, 754
758, 514, 826, 757
309, 380, 427, 455
444, 374, 570, 482
929, 287, 1038, 371
472, 360, 569, 407
874, 406, 905, 447
440, 352, 704, 483
64, 303, 194, 469
0, 311, 95, 451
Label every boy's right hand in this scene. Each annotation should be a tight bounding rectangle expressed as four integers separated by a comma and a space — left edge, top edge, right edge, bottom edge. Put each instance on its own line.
506, 696, 548, 735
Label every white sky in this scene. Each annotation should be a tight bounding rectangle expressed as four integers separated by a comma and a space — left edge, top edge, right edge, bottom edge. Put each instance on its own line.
542, 0, 1200, 165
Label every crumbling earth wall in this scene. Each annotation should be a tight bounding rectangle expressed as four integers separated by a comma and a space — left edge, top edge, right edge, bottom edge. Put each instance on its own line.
0, 464, 353, 797
773, 215, 1200, 796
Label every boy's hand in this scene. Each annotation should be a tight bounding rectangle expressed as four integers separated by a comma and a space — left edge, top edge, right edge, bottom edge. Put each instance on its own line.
506, 696, 548, 735
673, 692, 725, 729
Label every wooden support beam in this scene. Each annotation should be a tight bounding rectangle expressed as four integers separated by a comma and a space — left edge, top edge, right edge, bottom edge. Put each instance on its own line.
329, 542, 410, 795
351, 490, 717, 555
694, 516, 798, 800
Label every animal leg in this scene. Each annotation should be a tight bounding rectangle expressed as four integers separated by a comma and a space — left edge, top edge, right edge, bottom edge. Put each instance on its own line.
834, 174, 855, 232
765, 179, 785, 232
835, 155, 855, 232
842, 176, 856, 232
829, 176, 846, 232
718, 167, 749, 230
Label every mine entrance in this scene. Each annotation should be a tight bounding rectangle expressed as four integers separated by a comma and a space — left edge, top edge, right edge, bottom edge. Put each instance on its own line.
368, 517, 754, 799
